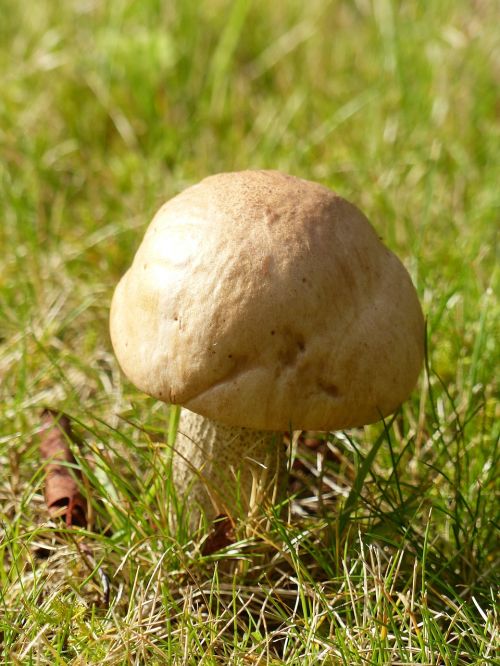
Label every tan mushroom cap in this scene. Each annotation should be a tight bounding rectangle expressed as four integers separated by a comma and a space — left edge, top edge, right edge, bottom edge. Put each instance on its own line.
110, 170, 424, 431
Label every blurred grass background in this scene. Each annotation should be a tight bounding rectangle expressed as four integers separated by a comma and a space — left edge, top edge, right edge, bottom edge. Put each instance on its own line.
0, 0, 498, 663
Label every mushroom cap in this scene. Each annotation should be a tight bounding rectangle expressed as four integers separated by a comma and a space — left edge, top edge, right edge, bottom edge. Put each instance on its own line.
110, 170, 424, 431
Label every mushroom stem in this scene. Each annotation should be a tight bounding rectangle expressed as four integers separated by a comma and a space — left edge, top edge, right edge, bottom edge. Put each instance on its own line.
171, 409, 287, 531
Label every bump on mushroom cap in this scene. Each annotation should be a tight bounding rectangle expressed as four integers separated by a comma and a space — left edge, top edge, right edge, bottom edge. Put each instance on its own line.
110, 170, 424, 430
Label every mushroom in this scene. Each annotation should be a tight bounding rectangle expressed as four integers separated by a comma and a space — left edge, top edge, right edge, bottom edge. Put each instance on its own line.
110, 170, 424, 530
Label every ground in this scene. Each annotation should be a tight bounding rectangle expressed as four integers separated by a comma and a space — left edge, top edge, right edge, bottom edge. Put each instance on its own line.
0, 1, 498, 663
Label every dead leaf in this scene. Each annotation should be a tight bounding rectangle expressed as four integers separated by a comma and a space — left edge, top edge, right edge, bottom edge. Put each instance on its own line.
201, 514, 235, 555
39, 409, 87, 527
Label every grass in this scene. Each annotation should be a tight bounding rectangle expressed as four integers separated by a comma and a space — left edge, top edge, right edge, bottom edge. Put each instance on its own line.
0, 0, 498, 663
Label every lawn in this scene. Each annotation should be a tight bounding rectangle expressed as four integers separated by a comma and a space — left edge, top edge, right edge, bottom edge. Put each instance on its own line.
0, 0, 498, 663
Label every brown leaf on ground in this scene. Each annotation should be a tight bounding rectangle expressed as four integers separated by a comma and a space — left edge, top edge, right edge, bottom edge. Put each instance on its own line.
39, 409, 87, 527
300, 431, 324, 450
201, 514, 235, 555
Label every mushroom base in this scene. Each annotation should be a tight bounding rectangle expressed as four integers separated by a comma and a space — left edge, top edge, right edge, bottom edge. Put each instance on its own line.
171, 409, 287, 532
